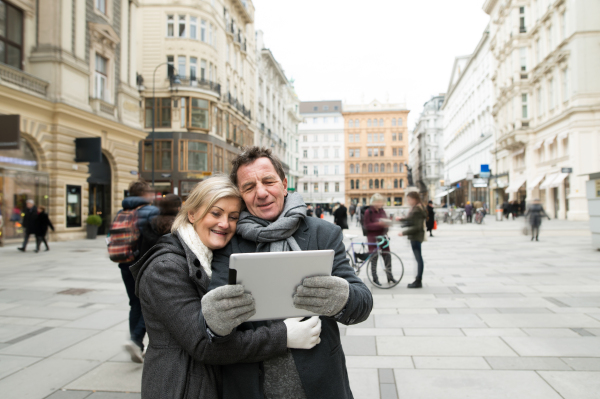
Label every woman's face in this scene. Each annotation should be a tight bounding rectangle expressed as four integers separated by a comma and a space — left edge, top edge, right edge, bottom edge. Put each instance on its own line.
407, 197, 417, 207
189, 197, 242, 250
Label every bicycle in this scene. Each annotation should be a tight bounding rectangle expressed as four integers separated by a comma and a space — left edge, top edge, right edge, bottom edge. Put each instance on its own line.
344, 234, 404, 289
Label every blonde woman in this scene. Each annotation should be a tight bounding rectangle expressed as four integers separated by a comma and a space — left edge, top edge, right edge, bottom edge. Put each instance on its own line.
130, 176, 321, 399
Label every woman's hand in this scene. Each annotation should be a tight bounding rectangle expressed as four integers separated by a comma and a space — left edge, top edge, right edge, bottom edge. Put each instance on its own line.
201, 285, 256, 336
398, 232, 403, 236
283, 316, 322, 349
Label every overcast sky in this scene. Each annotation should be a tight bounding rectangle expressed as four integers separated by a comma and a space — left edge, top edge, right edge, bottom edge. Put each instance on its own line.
252, 0, 490, 128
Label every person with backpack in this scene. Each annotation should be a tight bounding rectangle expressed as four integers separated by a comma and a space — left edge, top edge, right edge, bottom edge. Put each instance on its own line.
109, 179, 159, 363
139, 194, 182, 256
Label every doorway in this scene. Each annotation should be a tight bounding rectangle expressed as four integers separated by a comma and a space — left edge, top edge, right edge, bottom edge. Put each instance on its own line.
88, 154, 112, 235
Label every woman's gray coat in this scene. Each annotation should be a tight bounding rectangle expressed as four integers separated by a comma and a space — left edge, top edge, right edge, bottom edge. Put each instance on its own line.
130, 233, 288, 399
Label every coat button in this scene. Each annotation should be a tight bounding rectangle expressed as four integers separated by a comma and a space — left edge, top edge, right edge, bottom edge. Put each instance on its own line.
193, 259, 200, 267
196, 271, 202, 279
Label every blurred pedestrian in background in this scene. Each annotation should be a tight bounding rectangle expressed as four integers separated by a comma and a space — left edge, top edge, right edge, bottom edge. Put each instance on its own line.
315, 205, 323, 219
333, 202, 348, 230
465, 201, 473, 223
306, 204, 314, 217
34, 206, 54, 252
17, 199, 37, 252
349, 203, 356, 223
426, 200, 435, 237
398, 192, 427, 289
364, 194, 394, 285
525, 199, 551, 241
139, 194, 182, 256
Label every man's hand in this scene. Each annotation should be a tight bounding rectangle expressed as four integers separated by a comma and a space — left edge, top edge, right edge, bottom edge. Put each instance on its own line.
201, 284, 256, 336
283, 316, 322, 349
293, 276, 349, 317
398, 232, 403, 236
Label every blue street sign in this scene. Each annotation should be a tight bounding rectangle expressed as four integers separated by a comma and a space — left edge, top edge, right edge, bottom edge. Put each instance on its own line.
480, 164, 491, 179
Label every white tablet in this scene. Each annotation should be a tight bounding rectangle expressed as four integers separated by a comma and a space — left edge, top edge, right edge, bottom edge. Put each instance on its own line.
229, 250, 334, 322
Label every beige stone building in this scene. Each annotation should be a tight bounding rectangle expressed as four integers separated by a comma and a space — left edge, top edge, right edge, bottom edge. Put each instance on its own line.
136, 0, 256, 197
343, 101, 410, 207
0, 0, 145, 242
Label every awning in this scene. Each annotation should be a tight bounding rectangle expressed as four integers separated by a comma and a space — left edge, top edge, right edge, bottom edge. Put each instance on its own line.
528, 174, 546, 188
505, 176, 527, 193
436, 188, 457, 198
540, 173, 558, 190
547, 172, 569, 189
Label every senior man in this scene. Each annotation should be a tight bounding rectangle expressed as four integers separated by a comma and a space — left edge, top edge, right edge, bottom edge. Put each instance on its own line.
208, 147, 373, 399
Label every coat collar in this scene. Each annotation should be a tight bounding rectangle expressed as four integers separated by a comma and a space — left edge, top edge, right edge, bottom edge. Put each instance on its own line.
235, 217, 311, 252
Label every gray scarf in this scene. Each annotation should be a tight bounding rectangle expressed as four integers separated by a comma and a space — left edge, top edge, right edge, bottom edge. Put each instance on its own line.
236, 193, 307, 252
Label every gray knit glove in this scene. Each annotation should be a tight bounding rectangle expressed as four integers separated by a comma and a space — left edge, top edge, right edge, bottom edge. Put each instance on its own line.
293, 276, 349, 317
201, 285, 256, 336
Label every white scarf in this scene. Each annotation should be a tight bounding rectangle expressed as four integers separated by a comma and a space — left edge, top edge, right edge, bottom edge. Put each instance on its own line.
177, 223, 213, 278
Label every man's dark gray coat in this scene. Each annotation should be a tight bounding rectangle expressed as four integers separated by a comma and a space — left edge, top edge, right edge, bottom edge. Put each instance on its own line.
211, 216, 373, 399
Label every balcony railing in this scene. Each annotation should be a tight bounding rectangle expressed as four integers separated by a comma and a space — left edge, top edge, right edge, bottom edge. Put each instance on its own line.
178, 76, 221, 95
0, 62, 49, 96
226, 92, 252, 120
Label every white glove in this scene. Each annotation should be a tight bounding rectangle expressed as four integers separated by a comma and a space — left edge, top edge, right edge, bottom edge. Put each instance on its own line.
283, 316, 322, 349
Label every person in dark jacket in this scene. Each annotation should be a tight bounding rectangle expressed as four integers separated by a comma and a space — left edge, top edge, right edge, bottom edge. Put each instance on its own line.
33, 206, 54, 252
139, 194, 182, 257
349, 203, 356, 222
333, 202, 348, 230
315, 205, 323, 218
363, 193, 395, 286
131, 176, 321, 399
210, 147, 372, 399
306, 204, 314, 217
426, 200, 435, 237
464, 201, 473, 223
525, 199, 551, 241
116, 179, 159, 363
398, 192, 427, 288
17, 199, 37, 252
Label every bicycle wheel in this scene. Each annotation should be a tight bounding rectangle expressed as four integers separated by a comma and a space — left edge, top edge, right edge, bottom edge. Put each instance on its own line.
366, 251, 404, 289
345, 252, 359, 276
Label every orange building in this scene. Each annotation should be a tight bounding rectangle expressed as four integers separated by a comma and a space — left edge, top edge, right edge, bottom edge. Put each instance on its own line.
343, 101, 410, 207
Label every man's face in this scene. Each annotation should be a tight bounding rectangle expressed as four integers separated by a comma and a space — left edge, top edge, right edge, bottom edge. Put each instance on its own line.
237, 157, 287, 221
26, 202, 33, 209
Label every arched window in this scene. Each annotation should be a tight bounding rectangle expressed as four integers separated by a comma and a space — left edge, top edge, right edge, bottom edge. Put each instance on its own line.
392, 118, 396, 126
386, 163, 391, 173
362, 163, 367, 173
350, 164, 355, 174
374, 164, 379, 173
393, 163, 398, 173
380, 163, 385, 173
355, 179, 360, 189
399, 179, 404, 188
368, 163, 373, 173
374, 179, 379, 189
367, 119, 372, 127
372, 119, 377, 127
379, 118, 384, 126
369, 179, 373, 189
398, 118, 403, 126
348, 120, 353, 128
380, 179, 384, 188
394, 179, 398, 188
350, 180, 355, 189
355, 119, 359, 127
399, 163, 404, 173
356, 164, 360, 173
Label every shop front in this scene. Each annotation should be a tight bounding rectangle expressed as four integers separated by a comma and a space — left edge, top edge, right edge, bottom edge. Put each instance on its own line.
0, 138, 49, 243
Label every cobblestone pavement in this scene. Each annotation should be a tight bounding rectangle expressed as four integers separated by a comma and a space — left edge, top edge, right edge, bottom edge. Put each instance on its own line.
0, 216, 599, 399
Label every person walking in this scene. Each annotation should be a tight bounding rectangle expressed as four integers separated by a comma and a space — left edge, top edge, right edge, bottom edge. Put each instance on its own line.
315, 205, 323, 219
139, 194, 182, 257
110, 179, 159, 363
464, 201, 473, 223
333, 202, 349, 230
398, 192, 427, 288
17, 199, 37, 252
306, 204, 314, 217
349, 203, 356, 223
33, 206, 54, 252
364, 194, 395, 286
426, 200, 435, 237
525, 199, 551, 241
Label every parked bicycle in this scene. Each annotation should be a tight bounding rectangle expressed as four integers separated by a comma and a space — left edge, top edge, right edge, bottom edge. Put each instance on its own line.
344, 234, 404, 289
474, 207, 485, 224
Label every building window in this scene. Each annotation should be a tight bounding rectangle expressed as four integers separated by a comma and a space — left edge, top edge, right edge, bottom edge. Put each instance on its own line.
399, 179, 404, 188
323, 105, 329, 111
314, 183, 319, 192
348, 134, 354, 143
324, 183, 329, 193
349, 120, 354, 127
324, 165, 329, 175
392, 133, 397, 141
354, 134, 360, 142
190, 16, 197, 39
374, 179, 379, 189
94, 54, 108, 101
367, 119, 371, 127
355, 119, 359, 127
303, 166, 308, 175
145, 98, 172, 128
535, 38, 541, 64
522, 93, 528, 118
368, 148, 372, 157
350, 180, 355, 190
349, 149, 354, 157
519, 6, 526, 33
143, 140, 172, 171
374, 164, 379, 173
369, 179, 373, 189
335, 165, 339, 174
537, 86, 543, 116
324, 149, 329, 158
303, 150, 308, 158
380, 149, 384, 157
350, 164, 355, 174
379, 133, 384, 142
398, 118, 403, 126
394, 179, 398, 188
355, 149, 360, 157
313, 149, 318, 158
190, 57, 197, 80
368, 164, 373, 173
214, 146, 223, 173
201, 19, 207, 42
180, 141, 210, 171
303, 135, 307, 142
303, 182, 308, 192
520, 47, 527, 71
167, 15, 174, 37
392, 118, 396, 126
399, 133, 403, 141
335, 182, 340, 192
367, 134, 372, 142
314, 166, 318, 175
178, 15, 186, 37
562, 68, 569, 102
187, 98, 209, 129
379, 118, 384, 126
66, 185, 82, 228
399, 163, 404, 173
393, 163, 398, 173
548, 78, 555, 110
561, 12, 566, 40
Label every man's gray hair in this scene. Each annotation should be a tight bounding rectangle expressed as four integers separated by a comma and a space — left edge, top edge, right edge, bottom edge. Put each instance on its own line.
229, 146, 286, 186
26, 199, 34, 205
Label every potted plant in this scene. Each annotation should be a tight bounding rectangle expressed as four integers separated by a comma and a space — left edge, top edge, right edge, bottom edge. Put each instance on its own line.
85, 215, 103, 239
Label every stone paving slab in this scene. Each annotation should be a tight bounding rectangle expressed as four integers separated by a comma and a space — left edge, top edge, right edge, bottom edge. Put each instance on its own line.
538, 371, 600, 399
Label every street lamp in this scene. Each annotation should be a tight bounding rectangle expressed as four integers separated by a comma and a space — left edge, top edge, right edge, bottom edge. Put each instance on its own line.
151, 63, 181, 190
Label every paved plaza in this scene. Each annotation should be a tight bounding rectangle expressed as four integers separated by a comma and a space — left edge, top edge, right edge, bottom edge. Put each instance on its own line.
0, 216, 599, 399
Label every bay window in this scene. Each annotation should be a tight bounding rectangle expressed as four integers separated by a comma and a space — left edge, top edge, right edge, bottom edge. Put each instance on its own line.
180, 141, 210, 172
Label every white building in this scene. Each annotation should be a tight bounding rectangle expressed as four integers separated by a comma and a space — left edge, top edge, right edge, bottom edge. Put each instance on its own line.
442, 28, 495, 207
298, 101, 345, 206
255, 30, 302, 190
484, 0, 600, 220
412, 95, 445, 202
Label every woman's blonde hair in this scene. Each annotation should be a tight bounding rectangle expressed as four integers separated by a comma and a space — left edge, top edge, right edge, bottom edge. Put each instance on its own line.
171, 175, 242, 233
370, 193, 385, 205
